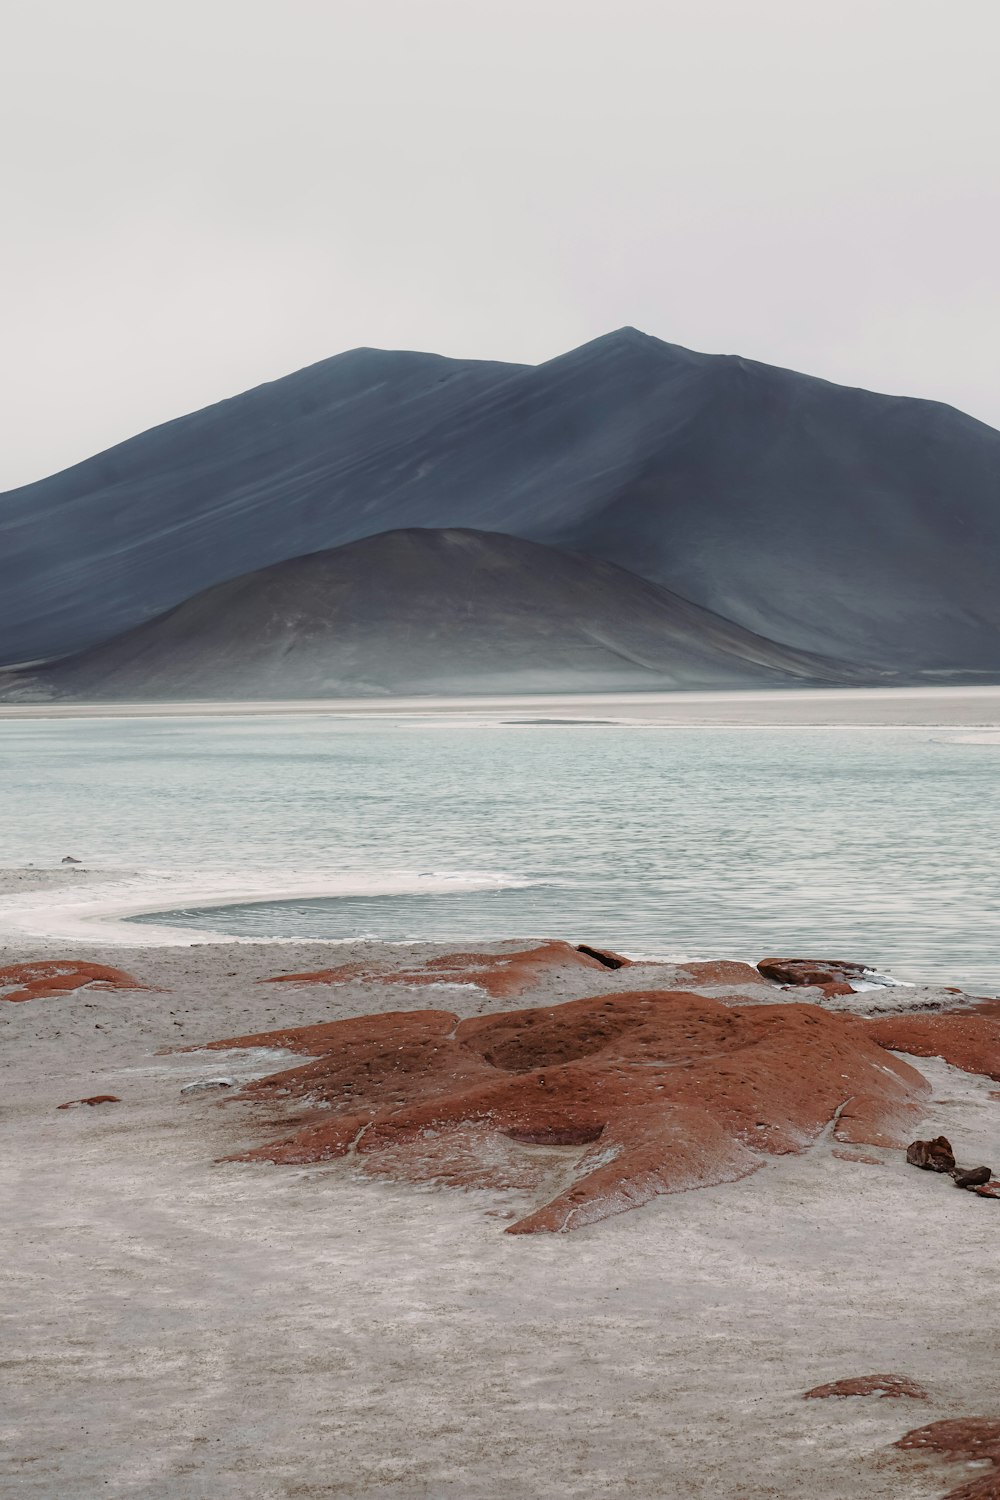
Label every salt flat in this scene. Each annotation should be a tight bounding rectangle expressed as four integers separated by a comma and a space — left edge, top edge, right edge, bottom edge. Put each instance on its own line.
2, 874, 998, 1498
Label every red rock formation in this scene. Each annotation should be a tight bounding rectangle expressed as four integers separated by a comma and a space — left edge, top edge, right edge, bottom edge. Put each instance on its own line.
804, 1373, 928, 1399
757, 957, 869, 986
832, 1149, 882, 1166
0, 960, 147, 1003
262, 940, 628, 999
865, 1012, 1000, 1083
57, 1095, 121, 1109
199, 990, 929, 1234
896, 1417, 1000, 1500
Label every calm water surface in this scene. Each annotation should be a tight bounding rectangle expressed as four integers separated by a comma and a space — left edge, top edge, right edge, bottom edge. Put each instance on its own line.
1, 713, 998, 990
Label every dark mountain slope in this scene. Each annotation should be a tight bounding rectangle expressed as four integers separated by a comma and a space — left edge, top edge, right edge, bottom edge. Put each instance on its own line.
2, 328, 999, 671
0, 529, 865, 701
0, 346, 525, 663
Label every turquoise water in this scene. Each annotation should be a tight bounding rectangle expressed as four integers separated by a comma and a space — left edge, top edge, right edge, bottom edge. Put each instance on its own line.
1, 713, 998, 990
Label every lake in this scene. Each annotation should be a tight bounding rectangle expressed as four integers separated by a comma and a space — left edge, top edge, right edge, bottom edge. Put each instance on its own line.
1, 699, 998, 990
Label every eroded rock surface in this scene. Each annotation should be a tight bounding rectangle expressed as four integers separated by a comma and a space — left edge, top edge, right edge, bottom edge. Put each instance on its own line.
804, 1373, 928, 1400
896, 1417, 1000, 1500
0, 960, 147, 1003
56, 1095, 121, 1109
865, 1012, 1000, 1083
200, 989, 929, 1234
262, 941, 633, 999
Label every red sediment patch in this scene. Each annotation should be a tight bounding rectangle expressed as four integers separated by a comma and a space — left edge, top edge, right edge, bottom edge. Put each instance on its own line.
864, 1013, 1000, 1083
832, 1149, 883, 1166
677, 960, 765, 986
805, 1373, 928, 1400
204, 990, 929, 1234
0, 960, 149, 1003
757, 957, 869, 987
896, 1417, 1000, 1500
57, 1095, 121, 1109
261, 941, 630, 999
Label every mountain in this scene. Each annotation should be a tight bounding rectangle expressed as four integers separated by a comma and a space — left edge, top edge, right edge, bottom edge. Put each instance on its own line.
2, 327, 999, 673
0, 529, 866, 701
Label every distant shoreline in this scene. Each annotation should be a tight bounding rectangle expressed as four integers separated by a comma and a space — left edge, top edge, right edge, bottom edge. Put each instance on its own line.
3, 682, 1000, 726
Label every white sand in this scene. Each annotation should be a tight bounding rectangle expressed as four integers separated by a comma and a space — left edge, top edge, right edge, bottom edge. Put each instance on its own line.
2, 868, 997, 1499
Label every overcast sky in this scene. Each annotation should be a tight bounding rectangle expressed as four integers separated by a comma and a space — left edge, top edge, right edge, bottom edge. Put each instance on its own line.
2, 0, 998, 487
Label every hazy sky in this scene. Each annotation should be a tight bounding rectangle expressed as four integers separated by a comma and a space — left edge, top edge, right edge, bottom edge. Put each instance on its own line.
2, 0, 998, 487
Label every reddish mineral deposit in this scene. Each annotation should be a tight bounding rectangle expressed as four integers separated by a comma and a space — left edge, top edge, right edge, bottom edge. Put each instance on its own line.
201, 990, 929, 1234
262, 942, 638, 1002
262, 940, 630, 999
57, 1095, 121, 1109
804, 1374, 929, 1400
865, 1013, 1000, 1083
0, 960, 148, 1003
896, 1417, 1000, 1500
676, 960, 765, 986
831, 1149, 883, 1166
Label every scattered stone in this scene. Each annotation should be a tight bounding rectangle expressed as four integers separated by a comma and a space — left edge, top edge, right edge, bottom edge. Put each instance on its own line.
0, 960, 149, 1003
756, 957, 870, 987
180, 1077, 235, 1093
195, 986, 929, 1234
804, 1373, 928, 1400
906, 1136, 956, 1172
952, 1165, 992, 1189
61, 855, 82, 864
896, 1416, 1000, 1500
974, 1182, 1000, 1200
57, 1095, 121, 1109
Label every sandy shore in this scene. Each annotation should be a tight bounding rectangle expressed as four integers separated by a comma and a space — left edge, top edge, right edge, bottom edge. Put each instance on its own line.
3, 681, 1000, 726
3, 870, 997, 1498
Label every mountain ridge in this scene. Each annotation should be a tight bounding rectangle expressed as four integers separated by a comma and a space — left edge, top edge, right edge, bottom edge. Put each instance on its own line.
2, 327, 999, 675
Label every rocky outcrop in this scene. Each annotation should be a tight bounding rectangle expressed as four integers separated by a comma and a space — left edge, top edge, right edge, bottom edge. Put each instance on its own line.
896, 1417, 1000, 1500
864, 1011, 1000, 1083
756, 957, 870, 987
0, 960, 147, 1003
199, 989, 929, 1234
677, 960, 766, 987
804, 1374, 928, 1400
263, 941, 631, 1000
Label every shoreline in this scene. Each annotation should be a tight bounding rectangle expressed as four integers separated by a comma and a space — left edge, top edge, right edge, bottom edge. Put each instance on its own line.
0, 867, 534, 948
4, 908, 999, 1497
3, 681, 1000, 726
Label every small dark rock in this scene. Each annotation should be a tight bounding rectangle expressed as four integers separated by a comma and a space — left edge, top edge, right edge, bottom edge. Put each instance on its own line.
952, 1165, 992, 1189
